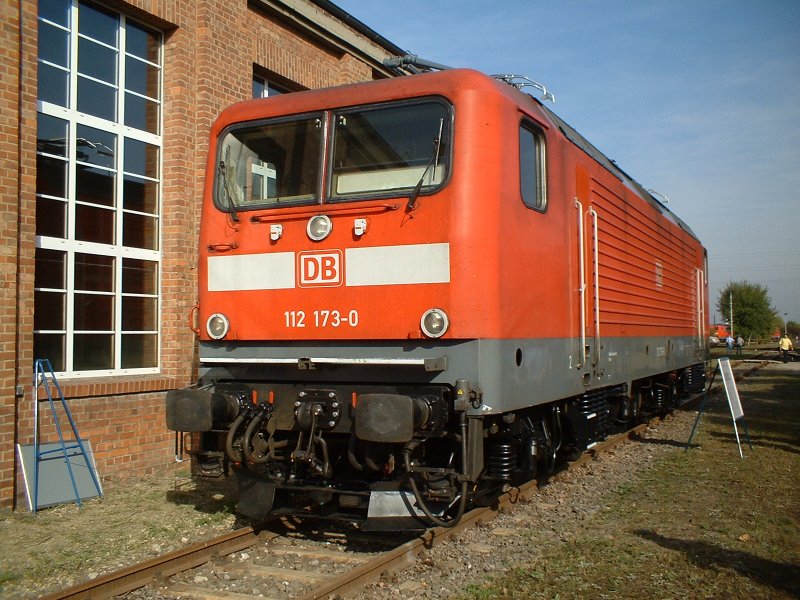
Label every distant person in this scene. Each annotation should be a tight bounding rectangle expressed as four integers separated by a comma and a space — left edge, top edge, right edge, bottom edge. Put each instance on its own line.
779, 334, 793, 363
736, 335, 744, 355
726, 335, 734, 352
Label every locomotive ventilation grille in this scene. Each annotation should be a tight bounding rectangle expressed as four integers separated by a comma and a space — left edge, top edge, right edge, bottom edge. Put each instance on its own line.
570, 388, 614, 448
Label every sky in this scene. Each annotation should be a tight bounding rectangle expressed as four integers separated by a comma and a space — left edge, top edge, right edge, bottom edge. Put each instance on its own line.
333, 0, 800, 326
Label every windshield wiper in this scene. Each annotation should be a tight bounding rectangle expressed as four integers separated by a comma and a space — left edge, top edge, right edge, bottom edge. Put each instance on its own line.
218, 161, 240, 222
406, 118, 444, 212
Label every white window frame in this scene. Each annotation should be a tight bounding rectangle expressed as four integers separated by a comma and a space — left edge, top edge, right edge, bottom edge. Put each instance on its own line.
252, 73, 291, 99
35, 1, 163, 378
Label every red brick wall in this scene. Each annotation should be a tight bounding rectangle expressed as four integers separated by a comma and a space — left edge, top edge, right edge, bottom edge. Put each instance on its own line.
3, 0, 397, 509
22, 390, 176, 474
2, 0, 33, 510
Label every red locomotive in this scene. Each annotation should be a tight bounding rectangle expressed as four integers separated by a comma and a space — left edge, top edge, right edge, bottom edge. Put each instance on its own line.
167, 68, 708, 529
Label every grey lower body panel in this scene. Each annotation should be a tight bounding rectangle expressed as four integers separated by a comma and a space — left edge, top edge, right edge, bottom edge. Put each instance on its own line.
199, 337, 706, 415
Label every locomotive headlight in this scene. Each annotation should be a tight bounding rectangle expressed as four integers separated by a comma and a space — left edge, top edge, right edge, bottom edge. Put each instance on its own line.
307, 214, 332, 241
206, 313, 230, 340
421, 308, 449, 338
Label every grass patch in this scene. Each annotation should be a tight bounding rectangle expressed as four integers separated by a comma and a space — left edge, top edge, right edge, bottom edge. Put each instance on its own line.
0, 472, 238, 597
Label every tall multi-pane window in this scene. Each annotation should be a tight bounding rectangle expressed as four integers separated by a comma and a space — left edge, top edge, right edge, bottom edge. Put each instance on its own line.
35, 0, 162, 375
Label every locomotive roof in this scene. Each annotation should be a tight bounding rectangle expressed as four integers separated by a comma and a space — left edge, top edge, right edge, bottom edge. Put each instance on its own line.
530, 95, 700, 242
215, 67, 701, 244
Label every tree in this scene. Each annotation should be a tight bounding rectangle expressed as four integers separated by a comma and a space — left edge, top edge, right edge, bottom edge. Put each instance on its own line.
716, 281, 776, 340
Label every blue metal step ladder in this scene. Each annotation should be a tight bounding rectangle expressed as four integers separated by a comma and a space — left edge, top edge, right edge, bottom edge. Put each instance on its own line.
32, 359, 103, 513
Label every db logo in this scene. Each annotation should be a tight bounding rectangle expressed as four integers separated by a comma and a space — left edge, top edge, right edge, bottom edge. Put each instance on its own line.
298, 250, 343, 287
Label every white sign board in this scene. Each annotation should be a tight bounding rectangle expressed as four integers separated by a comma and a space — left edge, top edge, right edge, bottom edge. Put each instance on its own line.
717, 357, 746, 457
719, 357, 744, 419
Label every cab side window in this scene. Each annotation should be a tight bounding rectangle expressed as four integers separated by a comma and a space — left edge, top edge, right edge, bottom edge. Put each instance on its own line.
520, 122, 547, 211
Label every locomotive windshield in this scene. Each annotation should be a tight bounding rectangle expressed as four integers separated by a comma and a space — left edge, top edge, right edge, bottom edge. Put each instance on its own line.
213, 99, 451, 214
216, 115, 323, 211
330, 101, 450, 198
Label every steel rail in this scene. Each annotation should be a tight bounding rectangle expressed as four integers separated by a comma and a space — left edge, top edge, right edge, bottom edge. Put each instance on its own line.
39, 525, 276, 600
296, 501, 506, 599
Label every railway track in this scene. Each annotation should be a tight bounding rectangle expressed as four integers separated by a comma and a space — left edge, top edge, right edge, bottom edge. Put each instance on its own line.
42, 358, 775, 600
39, 418, 656, 600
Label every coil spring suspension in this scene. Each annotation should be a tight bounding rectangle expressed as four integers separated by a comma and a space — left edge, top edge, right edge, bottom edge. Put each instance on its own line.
686, 364, 706, 395
487, 441, 515, 481
651, 383, 672, 411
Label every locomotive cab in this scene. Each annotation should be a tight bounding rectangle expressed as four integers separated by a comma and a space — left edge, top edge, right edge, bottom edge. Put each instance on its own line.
168, 77, 477, 529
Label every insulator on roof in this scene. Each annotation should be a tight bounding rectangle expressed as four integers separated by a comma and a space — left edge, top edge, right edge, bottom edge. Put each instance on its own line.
491, 74, 555, 103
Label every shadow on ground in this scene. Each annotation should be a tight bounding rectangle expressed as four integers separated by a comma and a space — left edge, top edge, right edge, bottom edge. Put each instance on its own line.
635, 529, 800, 597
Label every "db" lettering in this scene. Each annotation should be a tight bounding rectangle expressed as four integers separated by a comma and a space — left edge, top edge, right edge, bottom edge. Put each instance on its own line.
298, 251, 343, 287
